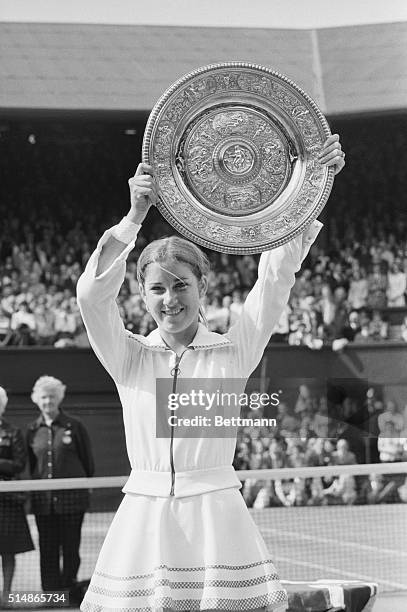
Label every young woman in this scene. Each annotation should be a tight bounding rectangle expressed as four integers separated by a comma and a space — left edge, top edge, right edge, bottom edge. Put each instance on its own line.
77, 135, 345, 612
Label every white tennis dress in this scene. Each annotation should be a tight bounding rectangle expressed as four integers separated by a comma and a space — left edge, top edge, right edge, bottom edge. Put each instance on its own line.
77, 220, 321, 612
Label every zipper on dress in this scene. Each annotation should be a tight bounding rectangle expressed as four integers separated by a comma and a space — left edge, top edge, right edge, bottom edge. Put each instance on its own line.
169, 348, 192, 496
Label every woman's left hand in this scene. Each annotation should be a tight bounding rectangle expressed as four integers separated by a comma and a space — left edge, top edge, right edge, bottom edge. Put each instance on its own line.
318, 133, 345, 175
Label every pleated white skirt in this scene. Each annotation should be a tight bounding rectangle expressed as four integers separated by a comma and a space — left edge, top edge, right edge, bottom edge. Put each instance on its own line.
80, 488, 288, 612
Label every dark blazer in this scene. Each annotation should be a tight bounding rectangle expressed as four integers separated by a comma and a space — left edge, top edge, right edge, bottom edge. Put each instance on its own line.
0, 418, 27, 479
26, 410, 94, 514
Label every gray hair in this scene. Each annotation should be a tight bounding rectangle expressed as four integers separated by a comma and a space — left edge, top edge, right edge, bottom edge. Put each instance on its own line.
0, 386, 8, 411
31, 376, 66, 405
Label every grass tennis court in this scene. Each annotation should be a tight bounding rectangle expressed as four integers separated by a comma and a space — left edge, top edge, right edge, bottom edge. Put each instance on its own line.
11, 503, 407, 595
252, 504, 407, 592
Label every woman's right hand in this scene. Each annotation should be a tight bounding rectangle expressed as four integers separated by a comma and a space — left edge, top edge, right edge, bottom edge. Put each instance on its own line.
127, 163, 158, 224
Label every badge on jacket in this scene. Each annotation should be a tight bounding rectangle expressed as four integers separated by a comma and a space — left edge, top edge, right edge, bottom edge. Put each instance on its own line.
62, 428, 72, 444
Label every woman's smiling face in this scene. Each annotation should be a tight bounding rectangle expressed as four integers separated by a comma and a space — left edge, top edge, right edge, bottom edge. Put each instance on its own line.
140, 261, 207, 342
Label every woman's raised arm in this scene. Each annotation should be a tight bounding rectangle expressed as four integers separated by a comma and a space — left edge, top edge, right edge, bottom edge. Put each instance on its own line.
225, 133, 344, 376
76, 164, 157, 382
96, 163, 157, 276
225, 221, 322, 377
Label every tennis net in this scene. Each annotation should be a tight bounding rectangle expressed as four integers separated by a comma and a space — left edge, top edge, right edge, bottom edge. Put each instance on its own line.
1, 461, 406, 596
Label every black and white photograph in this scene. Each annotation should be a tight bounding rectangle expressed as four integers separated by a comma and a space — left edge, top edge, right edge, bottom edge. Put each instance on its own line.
0, 1, 406, 611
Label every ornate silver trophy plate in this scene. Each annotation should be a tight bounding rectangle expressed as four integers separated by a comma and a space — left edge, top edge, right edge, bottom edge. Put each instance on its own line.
142, 62, 334, 254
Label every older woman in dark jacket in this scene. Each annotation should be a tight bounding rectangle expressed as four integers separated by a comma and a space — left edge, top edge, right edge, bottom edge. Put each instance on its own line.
26, 375, 94, 594
0, 386, 34, 598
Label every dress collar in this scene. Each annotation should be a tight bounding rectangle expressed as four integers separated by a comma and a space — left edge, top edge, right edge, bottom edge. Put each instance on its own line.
131, 322, 232, 351
30, 410, 70, 430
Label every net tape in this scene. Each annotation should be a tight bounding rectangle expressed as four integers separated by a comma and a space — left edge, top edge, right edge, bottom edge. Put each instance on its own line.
1, 461, 406, 492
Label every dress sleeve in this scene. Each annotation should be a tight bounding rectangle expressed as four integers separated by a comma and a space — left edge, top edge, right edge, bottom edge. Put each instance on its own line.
76, 225, 141, 383
75, 419, 95, 477
225, 221, 323, 377
0, 427, 26, 476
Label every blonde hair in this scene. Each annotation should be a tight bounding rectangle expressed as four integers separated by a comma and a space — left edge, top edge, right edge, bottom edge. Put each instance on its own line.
137, 237, 210, 326
0, 386, 8, 411
31, 376, 66, 405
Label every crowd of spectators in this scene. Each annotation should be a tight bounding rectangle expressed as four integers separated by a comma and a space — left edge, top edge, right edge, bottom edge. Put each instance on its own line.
1, 117, 407, 347
2, 208, 407, 348
233, 385, 407, 507
2, 224, 407, 348
277, 229, 407, 349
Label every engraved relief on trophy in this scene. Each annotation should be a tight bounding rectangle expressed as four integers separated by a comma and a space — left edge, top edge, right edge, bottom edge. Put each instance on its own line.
177, 107, 291, 216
